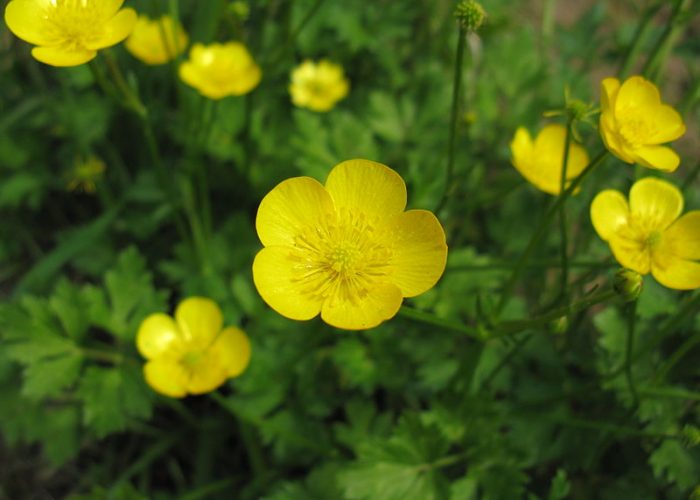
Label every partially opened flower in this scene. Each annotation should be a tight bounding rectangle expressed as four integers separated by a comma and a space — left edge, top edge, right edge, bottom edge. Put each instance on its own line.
179, 42, 261, 99
510, 124, 590, 195
591, 177, 700, 290
137, 297, 251, 398
252, 159, 448, 330
125, 14, 188, 65
599, 76, 686, 172
289, 60, 349, 112
4, 0, 137, 67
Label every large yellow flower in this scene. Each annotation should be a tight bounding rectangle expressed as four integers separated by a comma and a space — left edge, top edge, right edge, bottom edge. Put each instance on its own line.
4, 0, 137, 67
599, 76, 686, 172
125, 14, 188, 65
289, 59, 349, 112
252, 159, 448, 330
178, 42, 261, 100
136, 297, 251, 398
510, 124, 590, 195
591, 177, 700, 290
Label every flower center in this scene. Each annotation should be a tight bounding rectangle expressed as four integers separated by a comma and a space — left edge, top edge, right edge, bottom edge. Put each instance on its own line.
45, 0, 105, 49
181, 350, 204, 368
618, 116, 654, 147
291, 209, 393, 303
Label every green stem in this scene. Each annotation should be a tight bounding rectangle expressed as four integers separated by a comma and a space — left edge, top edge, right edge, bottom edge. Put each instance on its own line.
480, 334, 533, 389
79, 347, 124, 364
640, 386, 700, 402
436, 23, 467, 213
642, 0, 692, 81
681, 160, 700, 192
289, 0, 327, 42
625, 300, 639, 407
448, 259, 615, 271
209, 392, 267, 480
398, 306, 481, 340
653, 330, 700, 384
557, 118, 573, 300
618, 4, 662, 78
495, 151, 609, 315
530, 413, 680, 441
541, 0, 556, 39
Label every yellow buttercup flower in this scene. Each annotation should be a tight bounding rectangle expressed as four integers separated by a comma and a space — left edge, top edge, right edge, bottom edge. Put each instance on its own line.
289, 60, 349, 112
178, 42, 261, 100
252, 159, 448, 330
591, 177, 700, 290
599, 75, 686, 172
510, 124, 590, 195
136, 297, 251, 398
4, 0, 137, 67
125, 14, 188, 65
66, 154, 105, 193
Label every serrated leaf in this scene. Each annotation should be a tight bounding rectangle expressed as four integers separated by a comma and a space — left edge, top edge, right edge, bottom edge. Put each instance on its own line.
49, 279, 91, 341
22, 353, 83, 400
649, 440, 698, 491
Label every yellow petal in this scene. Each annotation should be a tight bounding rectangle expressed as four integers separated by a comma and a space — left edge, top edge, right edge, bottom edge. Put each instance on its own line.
608, 236, 651, 274
599, 112, 634, 164
210, 327, 251, 377
136, 313, 185, 360
649, 105, 686, 144
321, 282, 403, 330
590, 190, 629, 241
510, 127, 533, 165
600, 77, 620, 113
566, 140, 590, 178
101, 0, 127, 19
651, 256, 700, 290
85, 8, 137, 50
324, 160, 407, 218
226, 63, 262, 96
256, 176, 335, 247
31, 45, 97, 67
629, 177, 683, 231
615, 75, 660, 114
185, 351, 228, 395
664, 211, 700, 260
143, 360, 188, 398
175, 297, 223, 348
4, 0, 59, 46
252, 246, 324, 321
381, 210, 447, 297
632, 145, 680, 172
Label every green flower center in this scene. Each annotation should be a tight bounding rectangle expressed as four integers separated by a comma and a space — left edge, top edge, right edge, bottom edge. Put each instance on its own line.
292, 210, 393, 302
181, 350, 204, 368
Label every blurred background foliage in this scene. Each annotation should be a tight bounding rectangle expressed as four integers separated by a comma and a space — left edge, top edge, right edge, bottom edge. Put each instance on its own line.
1, 0, 699, 498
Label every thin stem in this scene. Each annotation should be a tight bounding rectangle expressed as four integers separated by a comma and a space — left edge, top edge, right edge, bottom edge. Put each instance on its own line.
447, 259, 615, 271
495, 150, 609, 316
652, 330, 700, 384
79, 347, 124, 364
618, 4, 662, 78
557, 118, 573, 300
289, 0, 326, 42
624, 301, 639, 407
642, 0, 692, 81
398, 306, 481, 340
436, 24, 467, 213
681, 160, 700, 192
480, 334, 533, 389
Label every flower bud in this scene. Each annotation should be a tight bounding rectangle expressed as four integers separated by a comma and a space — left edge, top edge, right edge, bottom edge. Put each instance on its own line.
613, 268, 643, 302
455, 0, 487, 33
548, 316, 569, 335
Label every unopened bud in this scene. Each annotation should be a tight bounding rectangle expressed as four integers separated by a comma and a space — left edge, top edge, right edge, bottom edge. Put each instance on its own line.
455, 0, 487, 33
548, 316, 569, 335
613, 268, 643, 302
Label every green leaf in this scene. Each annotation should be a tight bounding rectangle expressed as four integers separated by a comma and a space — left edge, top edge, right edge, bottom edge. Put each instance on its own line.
649, 440, 698, 491
49, 279, 91, 341
547, 469, 571, 500
22, 353, 83, 400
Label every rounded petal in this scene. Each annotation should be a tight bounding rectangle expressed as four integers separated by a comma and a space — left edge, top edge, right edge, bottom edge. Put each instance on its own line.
252, 246, 324, 321
615, 76, 660, 114
226, 63, 262, 96
510, 127, 533, 165
31, 45, 97, 67
632, 145, 680, 172
381, 210, 447, 297
566, 140, 590, 178
185, 352, 228, 395
664, 211, 700, 260
321, 282, 403, 330
4, 0, 60, 46
629, 177, 683, 231
175, 297, 223, 348
324, 160, 407, 218
85, 8, 137, 50
652, 256, 700, 290
649, 105, 686, 144
600, 77, 620, 113
136, 313, 185, 360
608, 236, 651, 275
599, 112, 634, 164
143, 360, 188, 398
590, 189, 629, 241
100, 0, 127, 19
256, 176, 335, 247
211, 327, 251, 377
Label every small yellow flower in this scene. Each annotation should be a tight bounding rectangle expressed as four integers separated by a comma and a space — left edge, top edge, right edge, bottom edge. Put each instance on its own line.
4, 0, 137, 67
289, 60, 349, 112
66, 154, 105, 193
599, 75, 686, 172
136, 297, 251, 398
591, 177, 700, 290
178, 42, 261, 99
252, 159, 448, 330
510, 124, 590, 195
124, 14, 188, 65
